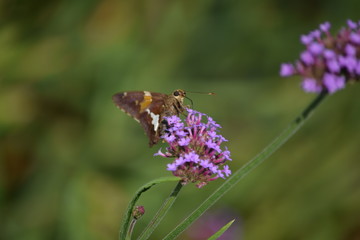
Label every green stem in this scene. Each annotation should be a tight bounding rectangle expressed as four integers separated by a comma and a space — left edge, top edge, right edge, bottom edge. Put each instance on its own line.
126, 219, 137, 240
119, 176, 179, 240
162, 91, 328, 240
137, 181, 183, 240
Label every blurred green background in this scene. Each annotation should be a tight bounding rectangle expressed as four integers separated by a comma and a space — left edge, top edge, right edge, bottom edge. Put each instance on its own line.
1, 0, 360, 239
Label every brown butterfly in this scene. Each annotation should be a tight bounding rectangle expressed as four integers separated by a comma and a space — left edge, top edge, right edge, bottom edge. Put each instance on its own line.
112, 89, 187, 146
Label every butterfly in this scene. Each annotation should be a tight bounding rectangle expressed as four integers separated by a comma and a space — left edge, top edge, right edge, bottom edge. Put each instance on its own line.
112, 89, 187, 146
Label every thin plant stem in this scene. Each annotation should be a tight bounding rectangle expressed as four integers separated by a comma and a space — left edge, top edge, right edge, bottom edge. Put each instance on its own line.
162, 91, 328, 240
126, 219, 137, 240
137, 181, 183, 240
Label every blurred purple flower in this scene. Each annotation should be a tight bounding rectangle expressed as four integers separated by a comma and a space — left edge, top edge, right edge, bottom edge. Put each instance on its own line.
155, 109, 232, 188
280, 19, 360, 94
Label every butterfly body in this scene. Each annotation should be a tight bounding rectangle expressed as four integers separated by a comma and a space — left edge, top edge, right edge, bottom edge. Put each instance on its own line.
113, 89, 186, 146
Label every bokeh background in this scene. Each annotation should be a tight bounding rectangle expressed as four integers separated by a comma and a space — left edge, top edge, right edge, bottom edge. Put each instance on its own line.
1, 0, 360, 239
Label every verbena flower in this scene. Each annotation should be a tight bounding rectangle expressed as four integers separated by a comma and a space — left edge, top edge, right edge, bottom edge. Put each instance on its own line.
280, 19, 360, 94
155, 109, 232, 188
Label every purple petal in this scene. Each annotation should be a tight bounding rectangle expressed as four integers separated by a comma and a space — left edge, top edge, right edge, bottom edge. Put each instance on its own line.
207, 116, 221, 128
326, 59, 340, 73
345, 44, 357, 56
208, 130, 217, 138
342, 56, 357, 72
166, 115, 181, 125
164, 134, 176, 142
323, 73, 345, 94
176, 130, 187, 137
222, 149, 232, 161
302, 78, 322, 93
178, 137, 190, 146
280, 63, 295, 77
209, 164, 218, 174
154, 149, 166, 157
300, 51, 314, 65
300, 34, 313, 45
308, 42, 324, 55
347, 19, 357, 29
310, 30, 321, 39
200, 160, 211, 168
175, 156, 185, 165
167, 163, 177, 171
324, 49, 336, 59
205, 139, 217, 149
319, 22, 331, 32
223, 165, 232, 177
217, 170, 225, 179
184, 152, 200, 163
350, 32, 360, 44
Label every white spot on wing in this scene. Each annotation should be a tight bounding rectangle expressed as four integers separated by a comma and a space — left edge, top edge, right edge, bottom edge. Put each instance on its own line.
146, 109, 160, 131
144, 91, 151, 97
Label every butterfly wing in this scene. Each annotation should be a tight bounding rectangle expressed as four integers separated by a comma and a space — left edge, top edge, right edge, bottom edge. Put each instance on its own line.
112, 91, 168, 146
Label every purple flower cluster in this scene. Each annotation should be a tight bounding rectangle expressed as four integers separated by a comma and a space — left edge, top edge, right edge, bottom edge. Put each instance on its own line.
155, 109, 232, 188
280, 20, 360, 94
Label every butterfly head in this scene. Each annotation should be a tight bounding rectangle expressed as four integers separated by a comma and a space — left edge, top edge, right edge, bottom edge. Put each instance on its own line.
172, 89, 186, 103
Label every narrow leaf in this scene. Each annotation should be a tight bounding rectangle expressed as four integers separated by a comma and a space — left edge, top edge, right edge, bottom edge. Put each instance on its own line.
207, 219, 235, 240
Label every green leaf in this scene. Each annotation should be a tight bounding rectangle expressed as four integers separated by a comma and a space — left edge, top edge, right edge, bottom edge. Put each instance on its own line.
207, 219, 235, 240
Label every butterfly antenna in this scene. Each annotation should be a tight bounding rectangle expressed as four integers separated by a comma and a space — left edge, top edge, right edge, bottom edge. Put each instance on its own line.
186, 90, 216, 95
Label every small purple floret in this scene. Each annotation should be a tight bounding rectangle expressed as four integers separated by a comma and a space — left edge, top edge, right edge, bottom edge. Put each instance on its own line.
347, 19, 357, 29
280, 63, 295, 77
323, 74, 345, 94
320, 22, 331, 32
345, 44, 356, 56
350, 32, 360, 44
167, 163, 177, 171
300, 51, 314, 65
309, 42, 324, 55
327, 59, 340, 73
324, 49, 336, 59
302, 78, 322, 93
310, 30, 321, 39
300, 34, 313, 45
